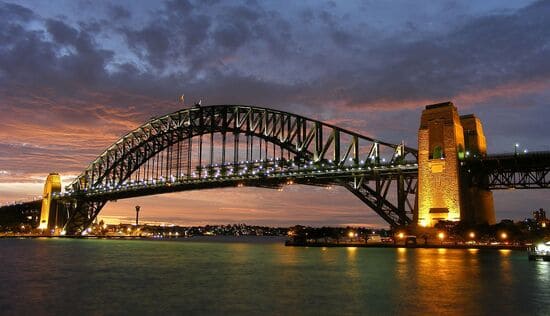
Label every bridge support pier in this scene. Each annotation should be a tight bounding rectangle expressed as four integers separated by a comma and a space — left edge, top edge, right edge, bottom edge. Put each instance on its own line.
39, 173, 62, 231
63, 200, 106, 235
417, 102, 495, 227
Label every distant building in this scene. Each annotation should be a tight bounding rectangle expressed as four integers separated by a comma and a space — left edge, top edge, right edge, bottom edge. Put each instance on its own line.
533, 208, 547, 223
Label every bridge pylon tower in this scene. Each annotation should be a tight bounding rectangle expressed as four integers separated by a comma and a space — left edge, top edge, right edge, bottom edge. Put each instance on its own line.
38, 173, 62, 231
417, 102, 495, 227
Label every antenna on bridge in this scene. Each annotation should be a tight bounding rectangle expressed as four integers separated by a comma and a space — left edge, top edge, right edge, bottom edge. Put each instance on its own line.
194, 99, 202, 108
178, 94, 185, 104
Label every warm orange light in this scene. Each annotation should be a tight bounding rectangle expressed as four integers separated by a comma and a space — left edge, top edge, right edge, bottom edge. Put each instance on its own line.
500, 232, 507, 239
397, 232, 405, 239
438, 232, 445, 240
348, 231, 355, 238
469, 232, 475, 239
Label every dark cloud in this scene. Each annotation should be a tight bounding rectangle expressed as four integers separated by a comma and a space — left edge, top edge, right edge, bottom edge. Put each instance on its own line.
46, 19, 79, 44
108, 4, 131, 20
0, 0, 548, 120
342, 0, 550, 105
0, 1, 32, 22
1, 11, 106, 89
124, 25, 171, 69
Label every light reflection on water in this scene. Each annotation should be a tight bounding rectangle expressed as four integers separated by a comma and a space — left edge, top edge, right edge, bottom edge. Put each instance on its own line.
0, 238, 548, 316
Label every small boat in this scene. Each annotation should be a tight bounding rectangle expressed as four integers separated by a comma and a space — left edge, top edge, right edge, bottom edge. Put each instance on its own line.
528, 241, 550, 261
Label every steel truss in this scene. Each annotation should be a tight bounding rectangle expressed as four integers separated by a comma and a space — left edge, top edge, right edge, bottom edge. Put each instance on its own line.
58, 105, 417, 234
464, 152, 550, 190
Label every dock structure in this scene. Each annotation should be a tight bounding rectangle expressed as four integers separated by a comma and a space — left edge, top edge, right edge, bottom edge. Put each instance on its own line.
528, 242, 550, 261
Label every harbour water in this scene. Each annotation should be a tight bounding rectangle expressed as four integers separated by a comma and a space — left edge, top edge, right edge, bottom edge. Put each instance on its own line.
0, 237, 548, 315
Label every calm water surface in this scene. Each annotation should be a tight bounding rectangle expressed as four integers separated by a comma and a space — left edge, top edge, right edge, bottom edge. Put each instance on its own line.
0, 238, 548, 315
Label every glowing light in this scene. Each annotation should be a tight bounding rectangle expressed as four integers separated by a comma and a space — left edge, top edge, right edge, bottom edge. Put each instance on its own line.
348, 231, 355, 238
536, 243, 550, 253
438, 232, 445, 240
397, 232, 404, 239
469, 232, 475, 239
500, 232, 507, 240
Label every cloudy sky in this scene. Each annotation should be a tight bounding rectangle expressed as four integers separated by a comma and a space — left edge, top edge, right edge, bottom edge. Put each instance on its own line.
1, 0, 549, 227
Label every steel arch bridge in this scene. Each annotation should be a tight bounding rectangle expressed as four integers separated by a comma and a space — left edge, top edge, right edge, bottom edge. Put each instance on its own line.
44, 104, 417, 234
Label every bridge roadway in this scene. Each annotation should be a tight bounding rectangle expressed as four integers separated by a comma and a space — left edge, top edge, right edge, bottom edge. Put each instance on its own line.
55, 159, 419, 202
465, 151, 550, 189
1, 152, 549, 219
1, 153, 549, 202
42, 151, 548, 203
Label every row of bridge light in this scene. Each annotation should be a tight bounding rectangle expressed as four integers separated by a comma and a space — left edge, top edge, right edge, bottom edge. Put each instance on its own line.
0, 195, 44, 207
56, 159, 418, 197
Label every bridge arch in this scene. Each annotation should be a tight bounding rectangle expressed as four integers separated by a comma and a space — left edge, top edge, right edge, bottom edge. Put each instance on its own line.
63, 105, 418, 234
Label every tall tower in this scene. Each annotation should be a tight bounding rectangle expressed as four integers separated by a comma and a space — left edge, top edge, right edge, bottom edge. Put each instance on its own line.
417, 102, 495, 227
39, 173, 62, 230
460, 115, 496, 225
417, 102, 464, 227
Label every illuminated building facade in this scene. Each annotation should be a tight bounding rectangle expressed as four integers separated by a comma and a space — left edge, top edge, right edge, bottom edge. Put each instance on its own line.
417, 102, 495, 227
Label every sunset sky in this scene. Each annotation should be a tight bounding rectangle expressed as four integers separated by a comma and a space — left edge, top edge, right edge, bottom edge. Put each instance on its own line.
1, 0, 549, 227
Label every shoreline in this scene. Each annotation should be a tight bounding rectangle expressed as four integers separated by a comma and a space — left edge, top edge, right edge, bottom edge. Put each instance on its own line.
0, 235, 286, 242
285, 241, 528, 250
0, 235, 530, 250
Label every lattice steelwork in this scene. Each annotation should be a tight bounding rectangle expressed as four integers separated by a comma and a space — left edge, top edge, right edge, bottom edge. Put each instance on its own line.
53, 105, 418, 234
465, 152, 550, 189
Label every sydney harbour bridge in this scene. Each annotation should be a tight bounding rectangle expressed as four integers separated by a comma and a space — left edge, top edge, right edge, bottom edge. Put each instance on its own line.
1, 102, 549, 235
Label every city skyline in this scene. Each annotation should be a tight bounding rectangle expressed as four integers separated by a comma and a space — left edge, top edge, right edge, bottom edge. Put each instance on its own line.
1, 0, 550, 227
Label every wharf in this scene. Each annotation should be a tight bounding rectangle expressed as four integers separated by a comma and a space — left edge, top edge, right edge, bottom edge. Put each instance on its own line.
285, 241, 527, 251
528, 253, 550, 261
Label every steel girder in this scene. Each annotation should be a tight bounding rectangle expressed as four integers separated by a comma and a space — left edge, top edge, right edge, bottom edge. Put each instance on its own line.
62, 105, 418, 234
342, 172, 417, 227
463, 152, 550, 190
63, 200, 107, 235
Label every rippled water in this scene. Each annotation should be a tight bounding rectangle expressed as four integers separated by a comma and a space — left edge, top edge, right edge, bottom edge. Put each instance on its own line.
0, 238, 548, 315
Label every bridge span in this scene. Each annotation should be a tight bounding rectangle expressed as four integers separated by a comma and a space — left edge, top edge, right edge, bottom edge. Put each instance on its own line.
1, 102, 549, 235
